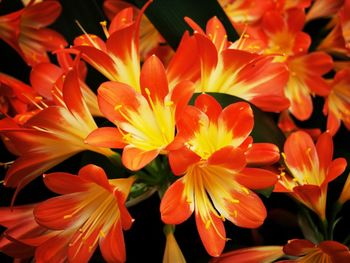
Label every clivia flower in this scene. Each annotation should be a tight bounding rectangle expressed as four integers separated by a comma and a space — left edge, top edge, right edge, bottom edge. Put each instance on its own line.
0, 164, 134, 263
161, 94, 279, 256
282, 239, 350, 263
184, 16, 290, 113
86, 55, 195, 171
323, 68, 350, 135
0, 70, 116, 201
0, 0, 67, 66
275, 131, 347, 219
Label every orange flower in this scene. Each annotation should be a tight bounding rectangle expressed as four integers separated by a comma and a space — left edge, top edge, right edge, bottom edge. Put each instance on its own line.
306, 0, 345, 22
72, 3, 152, 90
317, 0, 350, 57
32, 164, 134, 263
323, 69, 350, 135
162, 225, 186, 263
275, 131, 347, 219
0, 70, 115, 201
161, 94, 279, 256
184, 16, 290, 113
282, 239, 350, 262
0, 204, 52, 260
210, 245, 284, 263
257, 9, 311, 60
86, 55, 195, 171
338, 172, 350, 205
0, 72, 43, 124
284, 52, 333, 120
0, 0, 67, 66
103, 0, 173, 64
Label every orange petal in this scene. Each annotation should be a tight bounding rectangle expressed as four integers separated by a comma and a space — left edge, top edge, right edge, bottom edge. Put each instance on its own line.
67, 227, 99, 262
43, 172, 88, 194
319, 240, 350, 262
211, 246, 284, 263
160, 178, 194, 224
208, 146, 246, 171
34, 195, 84, 230
122, 146, 159, 171
97, 81, 140, 124
219, 102, 253, 147
35, 232, 71, 263
316, 131, 333, 172
140, 55, 168, 102
284, 131, 317, 171
283, 239, 315, 256
226, 190, 267, 228
85, 127, 126, 148
245, 143, 280, 166
74, 46, 118, 81
194, 94, 222, 122
22, 1, 62, 27
99, 221, 126, 263
206, 16, 228, 52
168, 147, 201, 175
235, 168, 278, 190
77, 164, 111, 190
62, 70, 95, 128
323, 158, 347, 185
109, 7, 134, 34
171, 80, 195, 122
195, 211, 226, 257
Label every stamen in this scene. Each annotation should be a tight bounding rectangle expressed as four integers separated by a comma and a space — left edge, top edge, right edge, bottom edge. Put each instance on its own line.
22, 93, 43, 110
165, 101, 174, 106
100, 21, 110, 38
114, 105, 122, 111
0, 161, 14, 169
241, 186, 249, 194
75, 20, 100, 49
64, 214, 73, 219
205, 220, 211, 229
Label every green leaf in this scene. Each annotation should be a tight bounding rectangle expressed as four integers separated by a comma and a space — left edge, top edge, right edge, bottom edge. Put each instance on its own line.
129, 0, 239, 49
191, 93, 286, 150
255, 186, 274, 198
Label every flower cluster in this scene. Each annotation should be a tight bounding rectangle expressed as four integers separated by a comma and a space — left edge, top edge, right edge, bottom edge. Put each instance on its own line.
1, 0, 350, 262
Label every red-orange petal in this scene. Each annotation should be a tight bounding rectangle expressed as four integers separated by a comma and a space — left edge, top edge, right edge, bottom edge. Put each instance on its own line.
99, 221, 126, 263
235, 168, 278, 190
122, 146, 159, 171
85, 127, 126, 149
160, 178, 193, 224
219, 102, 253, 147
140, 55, 168, 102
78, 164, 111, 190
168, 147, 201, 175
194, 93, 222, 122
284, 131, 317, 171
208, 146, 246, 171
283, 239, 315, 256
43, 172, 88, 194
195, 211, 226, 257
245, 143, 280, 166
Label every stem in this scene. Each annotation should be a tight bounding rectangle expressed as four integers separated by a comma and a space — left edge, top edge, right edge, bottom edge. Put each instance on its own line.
126, 187, 157, 207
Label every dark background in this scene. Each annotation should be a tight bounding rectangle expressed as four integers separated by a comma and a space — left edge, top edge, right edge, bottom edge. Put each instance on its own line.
1, 0, 349, 262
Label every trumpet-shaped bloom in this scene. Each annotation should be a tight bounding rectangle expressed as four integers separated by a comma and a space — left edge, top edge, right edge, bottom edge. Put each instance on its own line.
73, 4, 151, 91
323, 69, 350, 135
282, 239, 350, 262
184, 17, 290, 112
284, 52, 333, 120
161, 94, 279, 256
256, 9, 311, 60
210, 245, 284, 263
32, 164, 134, 263
0, 205, 52, 260
338, 172, 350, 204
162, 225, 186, 263
0, 70, 115, 201
103, 0, 173, 63
317, 0, 350, 57
275, 131, 347, 219
306, 0, 344, 22
0, 0, 67, 66
86, 55, 195, 171
0, 72, 44, 124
